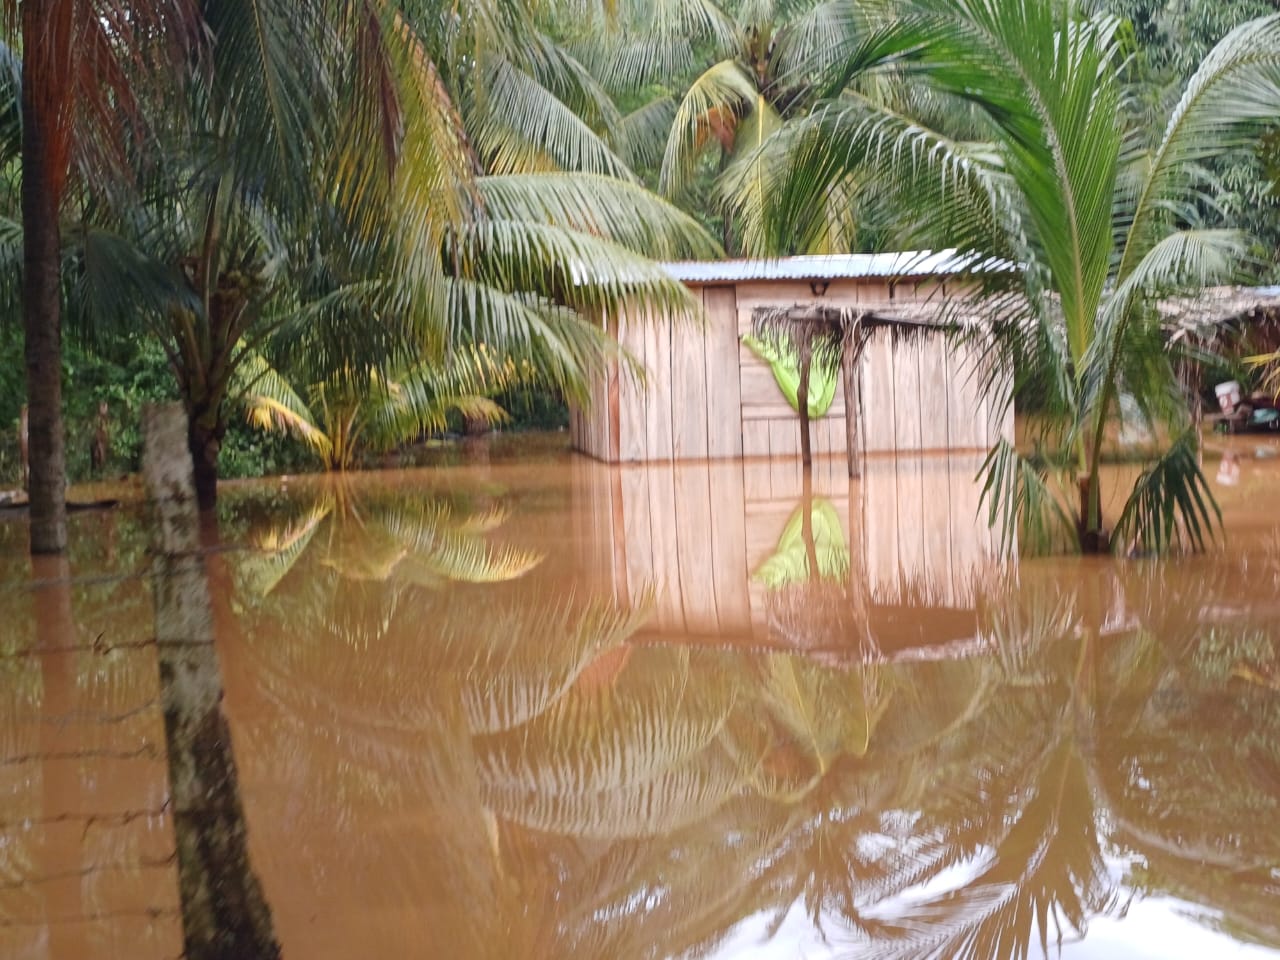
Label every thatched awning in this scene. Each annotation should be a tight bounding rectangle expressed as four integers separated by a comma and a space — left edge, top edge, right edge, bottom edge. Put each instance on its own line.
1160, 286, 1280, 331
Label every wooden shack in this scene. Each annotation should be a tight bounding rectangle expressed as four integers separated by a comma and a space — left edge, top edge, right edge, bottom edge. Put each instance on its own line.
570, 452, 1005, 659
570, 252, 1014, 464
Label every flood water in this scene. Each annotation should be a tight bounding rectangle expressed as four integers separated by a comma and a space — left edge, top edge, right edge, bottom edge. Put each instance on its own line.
2, 436, 1279, 959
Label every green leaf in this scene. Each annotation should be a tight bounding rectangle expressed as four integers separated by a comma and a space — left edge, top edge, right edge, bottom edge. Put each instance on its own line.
1113, 430, 1222, 555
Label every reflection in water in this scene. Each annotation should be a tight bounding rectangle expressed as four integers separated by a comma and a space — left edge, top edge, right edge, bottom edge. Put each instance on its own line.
142, 405, 279, 959
216, 456, 1280, 960
4, 449, 1280, 958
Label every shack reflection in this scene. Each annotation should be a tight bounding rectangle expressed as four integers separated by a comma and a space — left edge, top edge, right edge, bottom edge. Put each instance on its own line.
217, 457, 1280, 960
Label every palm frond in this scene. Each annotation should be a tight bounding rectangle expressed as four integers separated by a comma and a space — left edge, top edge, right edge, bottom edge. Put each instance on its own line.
1118, 14, 1280, 282
453, 219, 701, 321
612, 97, 679, 172
235, 352, 332, 460
660, 58, 758, 197
471, 56, 632, 177
476, 173, 722, 259
979, 439, 1077, 556
200, 0, 332, 209
771, 0, 867, 95
1113, 430, 1222, 555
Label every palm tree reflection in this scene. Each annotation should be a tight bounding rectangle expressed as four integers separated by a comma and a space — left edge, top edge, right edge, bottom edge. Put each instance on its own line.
223, 483, 1280, 960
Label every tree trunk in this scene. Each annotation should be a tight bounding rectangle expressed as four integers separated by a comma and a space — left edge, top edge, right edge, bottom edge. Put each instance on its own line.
843, 346, 860, 478
33, 554, 81, 960
188, 413, 224, 511
1077, 475, 1109, 554
21, 4, 69, 554
801, 469, 819, 581
797, 351, 813, 469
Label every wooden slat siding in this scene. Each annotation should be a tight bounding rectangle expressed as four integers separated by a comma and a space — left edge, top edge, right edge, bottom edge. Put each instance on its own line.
594, 356, 610, 459
895, 451, 927, 602
894, 332, 925, 455
643, 315, 674, 461
621, 466, 655, 611
674, 465, 720, 633
740, 366, 847, 418
948, 337, 983, 451
742, 458, 773, 502
607, 315, 621, 462
647, 463, 686, 631
919, 455, 955, 606
822, 417, 848, 458
811, 412, 828, 460
768, 420, 798, 494
863, 456, 900, 604
742, 420, 771, 458
591, 339, 604, 457
618, 312, 648, 462
861, 330, 897, 453
673, 309, 710, 459
919, 337, 950, 451
708, 460, 752, 633
734, 280, 825, 311
744, 402, 848, 422
703, 286, 743, 458
570, 395, 587, 457
948, 452, 986, 607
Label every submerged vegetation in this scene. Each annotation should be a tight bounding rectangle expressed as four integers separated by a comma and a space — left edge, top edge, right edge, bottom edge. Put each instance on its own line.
1, 0, 1278, 556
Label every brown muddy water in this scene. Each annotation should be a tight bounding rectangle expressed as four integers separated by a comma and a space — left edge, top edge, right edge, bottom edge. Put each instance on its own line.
2, 435, 1280, 959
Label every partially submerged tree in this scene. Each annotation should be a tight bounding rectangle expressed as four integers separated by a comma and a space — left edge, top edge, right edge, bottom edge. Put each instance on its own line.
66, 1, 715, 508
240, 345, 523, 471
3, 1, 198, 553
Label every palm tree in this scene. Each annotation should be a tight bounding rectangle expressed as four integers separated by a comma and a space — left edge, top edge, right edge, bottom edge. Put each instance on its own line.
729, 0, 1280, 553
3, 2, 198, 553
555, 0, 882, 254
239, 344, 523, 471
73, 0, 716, 507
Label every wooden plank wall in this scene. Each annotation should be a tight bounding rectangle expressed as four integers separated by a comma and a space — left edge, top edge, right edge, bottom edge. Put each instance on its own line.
573, 286, 745, 463
736, 280, 852, 460
859, 452, 998, 608
581, 460, 757, 637
743, 460, 852, 639
568, 317, 617, 461
572, 453, 1001, 641
570, 276, 1015, 462
858, 329, 1014, 455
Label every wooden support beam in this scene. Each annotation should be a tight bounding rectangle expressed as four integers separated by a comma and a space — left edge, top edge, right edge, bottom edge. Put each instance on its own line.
844, 346, 861, 477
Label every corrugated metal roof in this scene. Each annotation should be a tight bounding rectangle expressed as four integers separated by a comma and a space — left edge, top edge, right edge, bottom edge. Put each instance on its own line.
661, 249, 1001, 284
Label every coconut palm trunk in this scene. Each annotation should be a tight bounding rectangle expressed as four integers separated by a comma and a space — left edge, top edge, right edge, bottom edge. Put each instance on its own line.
187, 405, 225, 512
797, 344, 813, 469
20, 2, 70, 554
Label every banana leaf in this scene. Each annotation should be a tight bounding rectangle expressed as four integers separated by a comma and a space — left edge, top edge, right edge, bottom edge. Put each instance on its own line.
752, 498, 851, 588
742, 333, 839, 418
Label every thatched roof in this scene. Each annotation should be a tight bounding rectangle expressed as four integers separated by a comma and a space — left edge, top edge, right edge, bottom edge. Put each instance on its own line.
755, 285, 1280, 339
1160, 286, 1280, 331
